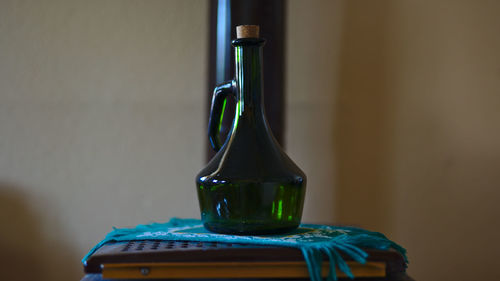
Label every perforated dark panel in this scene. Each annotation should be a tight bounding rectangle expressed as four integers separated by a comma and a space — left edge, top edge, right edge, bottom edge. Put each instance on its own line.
119, 240, 251, 252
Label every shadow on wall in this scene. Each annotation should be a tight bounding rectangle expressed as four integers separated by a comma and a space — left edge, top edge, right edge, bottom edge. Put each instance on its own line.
0, 183, 81, 281
333, 1, 397, 233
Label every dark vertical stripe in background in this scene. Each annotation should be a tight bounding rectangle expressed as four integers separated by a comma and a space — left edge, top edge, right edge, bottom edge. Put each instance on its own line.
206, 0, 285, 161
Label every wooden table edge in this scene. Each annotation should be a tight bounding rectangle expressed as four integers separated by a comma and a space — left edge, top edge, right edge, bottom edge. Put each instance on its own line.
101, 261, 386, 279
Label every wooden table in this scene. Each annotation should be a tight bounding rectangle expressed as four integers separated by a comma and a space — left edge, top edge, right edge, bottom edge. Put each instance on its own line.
82, 240, 414, 280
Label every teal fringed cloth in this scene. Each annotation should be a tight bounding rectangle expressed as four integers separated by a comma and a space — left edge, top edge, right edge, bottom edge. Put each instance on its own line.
82, 218, 407, 281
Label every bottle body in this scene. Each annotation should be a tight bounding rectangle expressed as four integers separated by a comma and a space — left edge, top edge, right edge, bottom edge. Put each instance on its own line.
196, 37, 306, 235
197, 109, 306, 234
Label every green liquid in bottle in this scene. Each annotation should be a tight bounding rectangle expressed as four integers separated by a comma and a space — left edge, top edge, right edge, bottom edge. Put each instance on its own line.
197, 181, 305, 235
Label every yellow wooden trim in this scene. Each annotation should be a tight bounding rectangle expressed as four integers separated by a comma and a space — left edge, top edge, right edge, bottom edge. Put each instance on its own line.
102, 261, 386, 279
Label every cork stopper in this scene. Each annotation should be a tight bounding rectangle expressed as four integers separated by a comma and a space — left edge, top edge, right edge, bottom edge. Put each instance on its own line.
236, 25, 260, 39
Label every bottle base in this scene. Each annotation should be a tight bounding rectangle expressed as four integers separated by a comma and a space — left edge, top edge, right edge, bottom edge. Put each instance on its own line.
203, 221, 299, 235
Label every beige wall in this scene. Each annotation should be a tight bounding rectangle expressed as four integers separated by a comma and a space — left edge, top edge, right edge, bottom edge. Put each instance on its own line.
1, 1, 500, 281
286, 0, 342, 224
330, 1, 500, 280
0, 1, 207, 280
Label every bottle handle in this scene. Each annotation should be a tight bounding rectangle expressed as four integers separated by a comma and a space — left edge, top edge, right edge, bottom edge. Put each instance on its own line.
208, 80, 236, 152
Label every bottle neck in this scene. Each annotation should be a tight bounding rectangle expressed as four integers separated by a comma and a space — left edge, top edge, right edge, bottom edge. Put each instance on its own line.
233, 39, 266, 124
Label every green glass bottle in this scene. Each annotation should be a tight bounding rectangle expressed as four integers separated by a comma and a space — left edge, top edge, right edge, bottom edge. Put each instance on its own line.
196, 25, 306, 235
